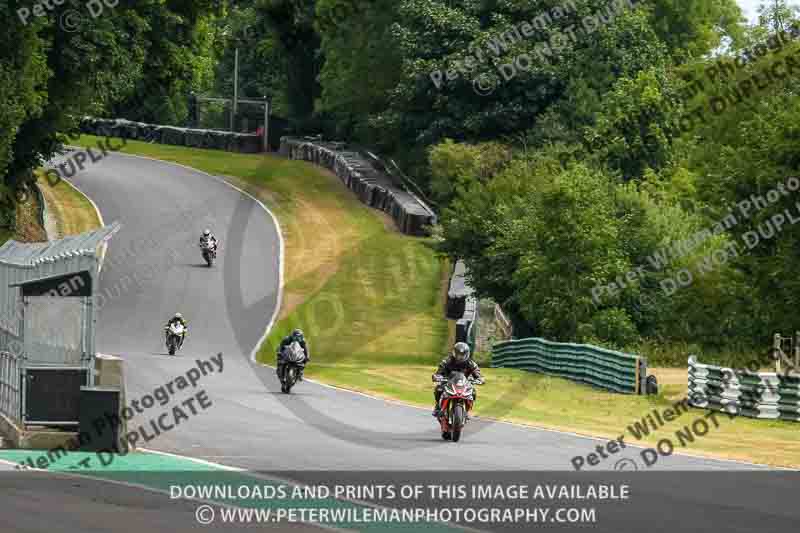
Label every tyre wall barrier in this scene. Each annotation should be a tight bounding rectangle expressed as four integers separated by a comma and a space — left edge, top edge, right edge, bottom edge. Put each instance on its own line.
492, 338, 646, 394
455, 297, 479, 352
78, 117, 263, 153
446, 260, 473, 319
687, 355, 800, 422
279, 137, 436, 236
445, 260, 478, 350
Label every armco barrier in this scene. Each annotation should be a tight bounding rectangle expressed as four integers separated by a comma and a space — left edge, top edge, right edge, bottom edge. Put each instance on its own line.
279, 137, 436, 236
78, 117, 263, 153
492, 338, 645, 394
687, 355, 800, 421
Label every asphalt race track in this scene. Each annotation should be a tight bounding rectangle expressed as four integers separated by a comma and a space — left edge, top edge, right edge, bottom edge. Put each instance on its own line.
0, 470, 322, 533
53, 151, 769, 471
4, 150, 796, 533
54, 152, 765, 470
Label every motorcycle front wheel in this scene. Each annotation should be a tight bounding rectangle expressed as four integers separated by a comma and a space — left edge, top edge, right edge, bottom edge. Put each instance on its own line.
451, 404, 465, 442
283, 367, 296, 394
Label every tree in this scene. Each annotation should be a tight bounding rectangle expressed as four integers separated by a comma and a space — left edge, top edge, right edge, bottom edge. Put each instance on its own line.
108, 1, 225, 125
256, 0, 322, 124
0, 2, 49, 226
315, 0, 402, 139
757, 0, 800, 33
0, 0, 222, 229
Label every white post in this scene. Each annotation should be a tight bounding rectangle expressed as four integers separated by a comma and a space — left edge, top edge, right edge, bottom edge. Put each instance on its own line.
231, 47, 239, 132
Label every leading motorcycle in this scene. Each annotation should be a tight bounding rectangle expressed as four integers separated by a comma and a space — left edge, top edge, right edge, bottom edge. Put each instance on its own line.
166, 322, 186, 356
279, 341, 306, 394
433, 371, 483, 442
200, 239, 217, 267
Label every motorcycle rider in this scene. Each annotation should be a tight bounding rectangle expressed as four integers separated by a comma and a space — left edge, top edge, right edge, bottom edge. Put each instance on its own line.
276, 328, 310, 381
164, 312, 188, 348
199, 229, 218, 253
432, 342, 483, 417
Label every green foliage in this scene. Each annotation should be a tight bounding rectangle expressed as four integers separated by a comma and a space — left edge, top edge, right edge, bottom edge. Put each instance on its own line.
211, 4, 289, 118
256, 0, 322, 123
584, 66, 683, 179
428, 139, 512, 205
509, 164, 631, 342
581, 308, 639, 350
0, 0, 227, 229
315, 0, 402, 140
108, 1, 223, 125
0, 0, 159, 226
0, 2, 49, 224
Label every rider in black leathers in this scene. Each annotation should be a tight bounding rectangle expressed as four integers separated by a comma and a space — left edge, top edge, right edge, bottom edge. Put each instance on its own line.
276, 329, 310, 381
432, 342, 483, 416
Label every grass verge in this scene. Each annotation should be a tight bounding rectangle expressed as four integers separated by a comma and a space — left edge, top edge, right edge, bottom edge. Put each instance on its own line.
69, 136, 799, 468
37, 173, 102, 237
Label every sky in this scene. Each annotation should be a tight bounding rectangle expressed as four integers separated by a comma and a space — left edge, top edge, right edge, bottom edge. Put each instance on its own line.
739, 0, 761, 22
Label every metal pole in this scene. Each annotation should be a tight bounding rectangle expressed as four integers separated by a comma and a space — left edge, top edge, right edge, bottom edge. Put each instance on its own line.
231, 47, 239, 132
85, 294, 95, 387
263, 98, 270, 153
19, 296, 26, 425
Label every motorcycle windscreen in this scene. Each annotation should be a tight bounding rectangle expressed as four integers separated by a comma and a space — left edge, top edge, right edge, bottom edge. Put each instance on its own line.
449, 371, 467, 383
23, 296, 83, 365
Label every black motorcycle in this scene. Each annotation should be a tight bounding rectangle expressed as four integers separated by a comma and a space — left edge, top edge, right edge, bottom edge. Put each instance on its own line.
279, 341, 306, 393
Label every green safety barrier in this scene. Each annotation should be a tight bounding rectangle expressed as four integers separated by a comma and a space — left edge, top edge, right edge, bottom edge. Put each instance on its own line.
491, 338, 644, 394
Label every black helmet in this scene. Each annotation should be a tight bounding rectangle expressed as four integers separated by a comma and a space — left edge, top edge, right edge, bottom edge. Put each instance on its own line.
452, 342, 470, 363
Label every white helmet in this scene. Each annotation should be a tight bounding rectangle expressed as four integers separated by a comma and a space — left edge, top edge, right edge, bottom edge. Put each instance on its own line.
174, 312, 183, 319
203, 229, 211, 237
